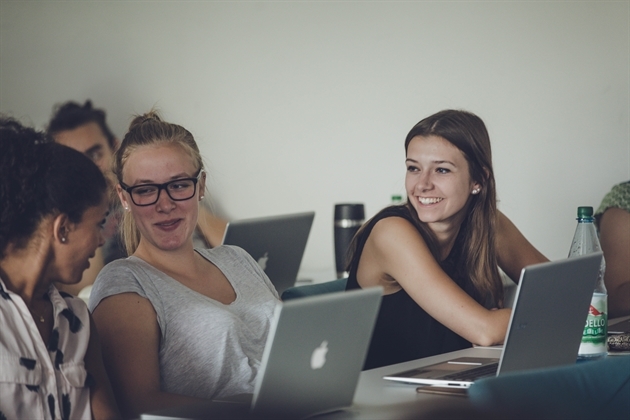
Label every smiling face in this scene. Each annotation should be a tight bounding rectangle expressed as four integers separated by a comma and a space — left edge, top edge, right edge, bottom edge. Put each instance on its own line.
405, 135, 480, 232
117, 143, 205, 254
55, 196, 109, 284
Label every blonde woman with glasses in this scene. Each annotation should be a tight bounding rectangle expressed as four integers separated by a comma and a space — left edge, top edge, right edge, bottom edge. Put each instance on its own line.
88, 112, 279, 419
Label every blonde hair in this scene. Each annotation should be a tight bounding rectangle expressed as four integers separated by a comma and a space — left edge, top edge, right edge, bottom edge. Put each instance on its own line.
113, 110, 204, 255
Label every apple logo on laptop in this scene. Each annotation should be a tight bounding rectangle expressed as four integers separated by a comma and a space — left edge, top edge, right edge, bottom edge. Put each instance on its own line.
310, 341, 328, 370
257, 252, 269, 271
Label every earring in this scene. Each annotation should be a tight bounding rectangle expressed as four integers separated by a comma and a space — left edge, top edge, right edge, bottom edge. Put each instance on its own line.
200, 195, 205, 199
61, 237, 66, 243
124, 205, 129, 211
472, 188, 480, 195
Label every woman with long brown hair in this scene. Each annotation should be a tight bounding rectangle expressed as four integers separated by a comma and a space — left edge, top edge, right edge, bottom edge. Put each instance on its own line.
346, 109, 547, 369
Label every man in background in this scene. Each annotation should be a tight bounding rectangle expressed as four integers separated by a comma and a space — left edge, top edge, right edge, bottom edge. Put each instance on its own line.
48, 100, 227, 296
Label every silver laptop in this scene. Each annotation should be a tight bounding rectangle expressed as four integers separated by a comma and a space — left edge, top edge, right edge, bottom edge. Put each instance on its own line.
383, 253, 603, 389
221, 211, 315, 294
250, 287, 382, 418
141, 287, 382, 420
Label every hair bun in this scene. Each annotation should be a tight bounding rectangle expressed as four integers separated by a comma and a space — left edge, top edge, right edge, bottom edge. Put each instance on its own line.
128, 110, 163, 130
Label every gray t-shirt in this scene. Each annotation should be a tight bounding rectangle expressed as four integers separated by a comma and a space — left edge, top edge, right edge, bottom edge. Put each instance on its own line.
88, 245, 280, 400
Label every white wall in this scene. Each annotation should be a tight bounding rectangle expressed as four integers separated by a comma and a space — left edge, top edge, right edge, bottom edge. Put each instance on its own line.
1, 0, 628, 274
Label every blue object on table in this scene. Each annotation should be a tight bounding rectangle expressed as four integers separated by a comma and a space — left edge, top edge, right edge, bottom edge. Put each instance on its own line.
281, 278, 348, 301
468, 355, 630, 420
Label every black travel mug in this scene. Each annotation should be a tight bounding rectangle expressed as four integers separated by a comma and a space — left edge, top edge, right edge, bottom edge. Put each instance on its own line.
334, 203, 365, 279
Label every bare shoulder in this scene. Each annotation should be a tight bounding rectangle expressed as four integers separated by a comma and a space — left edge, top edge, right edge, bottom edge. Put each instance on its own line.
373, 215, 415, 230
369, 216, 423, 247
368, 215, 433, 262
599, 207, 630, 256
601, 206, 630, 225
357, 215, 435, 291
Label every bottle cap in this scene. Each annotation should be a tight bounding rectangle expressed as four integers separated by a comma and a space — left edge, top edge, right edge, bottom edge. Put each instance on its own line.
577, 206, 594, 218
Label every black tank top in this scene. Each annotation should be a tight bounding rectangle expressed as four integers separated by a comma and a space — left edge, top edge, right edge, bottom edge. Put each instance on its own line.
346, 205, 472, 370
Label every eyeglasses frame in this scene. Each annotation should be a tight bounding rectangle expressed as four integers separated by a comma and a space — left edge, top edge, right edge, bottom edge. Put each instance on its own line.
120, 169, 204, 207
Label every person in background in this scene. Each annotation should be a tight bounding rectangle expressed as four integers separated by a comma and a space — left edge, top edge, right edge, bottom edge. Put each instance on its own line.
345, 109, 548, 370
88, 111, 280, 419
47, 100, 227, 296
47, 101, 125, 298
0, 117, 119, 419
595, 180, 630, 318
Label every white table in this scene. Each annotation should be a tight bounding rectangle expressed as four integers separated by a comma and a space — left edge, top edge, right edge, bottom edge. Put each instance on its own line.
321, 346, 501, 419
141, 346, 500, 419
142, 314, 630, 419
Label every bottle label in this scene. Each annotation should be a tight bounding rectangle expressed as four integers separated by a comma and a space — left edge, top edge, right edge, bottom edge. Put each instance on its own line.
578, 293, 607, 357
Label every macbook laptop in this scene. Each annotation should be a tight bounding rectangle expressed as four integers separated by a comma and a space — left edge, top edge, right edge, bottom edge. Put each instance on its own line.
141, 287, 382, 420
250, 287, 382, 418
383, 253, 603, 389
221, 211, 315, 294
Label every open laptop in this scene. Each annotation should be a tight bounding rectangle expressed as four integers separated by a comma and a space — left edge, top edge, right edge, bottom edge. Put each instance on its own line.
221, 211, 315, 294
141, 287, 382, 420
383, 253, 603, 389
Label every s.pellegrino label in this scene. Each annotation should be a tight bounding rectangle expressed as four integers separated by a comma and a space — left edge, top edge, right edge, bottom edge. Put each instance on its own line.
578, 293, 607, 357
568, 207, 608, 360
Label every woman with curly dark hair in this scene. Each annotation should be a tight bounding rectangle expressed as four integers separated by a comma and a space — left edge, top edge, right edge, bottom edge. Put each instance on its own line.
0, 117, 119, 419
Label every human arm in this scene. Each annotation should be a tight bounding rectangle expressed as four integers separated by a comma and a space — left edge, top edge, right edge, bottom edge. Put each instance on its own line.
357, 217, 511, 347
92, 293, 207, 419
598, 207, 630, 318
495, 211, 548, 283
196, 206, 228, 248
84, 314, 121, 420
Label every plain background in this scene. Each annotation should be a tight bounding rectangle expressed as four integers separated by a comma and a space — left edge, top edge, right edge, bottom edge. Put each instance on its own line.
1, 0, 628, 276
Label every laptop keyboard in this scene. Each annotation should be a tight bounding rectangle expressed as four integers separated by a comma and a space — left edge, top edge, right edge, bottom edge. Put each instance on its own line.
441, 362, 498, 382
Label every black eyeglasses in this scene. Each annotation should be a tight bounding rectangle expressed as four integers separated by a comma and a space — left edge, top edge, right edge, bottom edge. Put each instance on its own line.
120, 170, 202, 207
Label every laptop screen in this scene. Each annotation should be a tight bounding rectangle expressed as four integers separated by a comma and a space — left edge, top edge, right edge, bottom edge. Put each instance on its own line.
222, 212, 315, 294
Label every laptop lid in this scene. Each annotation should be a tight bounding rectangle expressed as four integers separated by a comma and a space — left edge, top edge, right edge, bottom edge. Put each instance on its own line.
383, 252, 603, 387
252, 287, 382, 419
498, 252, 602, 374
221, 212, 315, 294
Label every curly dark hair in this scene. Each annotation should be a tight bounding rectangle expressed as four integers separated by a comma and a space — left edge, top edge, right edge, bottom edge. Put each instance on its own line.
0, 116, 107, 258
47, 100, 117, 150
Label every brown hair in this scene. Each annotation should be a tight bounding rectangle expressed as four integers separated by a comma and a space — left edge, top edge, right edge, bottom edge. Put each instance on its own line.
113, 110, 204, 255
48, 100, 117, 150
350, 109, 502, 307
